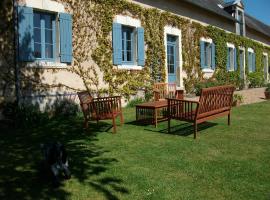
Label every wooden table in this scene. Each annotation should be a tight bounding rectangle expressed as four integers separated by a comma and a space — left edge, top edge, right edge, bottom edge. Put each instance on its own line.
136, 100, 168, 127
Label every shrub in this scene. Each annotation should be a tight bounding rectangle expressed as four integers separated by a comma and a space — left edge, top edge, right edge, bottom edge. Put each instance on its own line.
247, 72, 264, 88
52, 98, 79, 118
1, 101, 48, 128
265, 83, 270, 92
126, 97, 145, 108
194, 80, 221, 96
233, 94, 244, 106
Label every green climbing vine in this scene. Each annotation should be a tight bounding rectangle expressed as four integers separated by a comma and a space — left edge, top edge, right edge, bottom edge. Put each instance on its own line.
59, 0, 270, 96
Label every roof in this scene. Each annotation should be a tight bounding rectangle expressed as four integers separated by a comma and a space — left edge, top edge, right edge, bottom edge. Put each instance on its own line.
245, 14, 270, 38
182, 0, 235, 21
183, 0, 270, 38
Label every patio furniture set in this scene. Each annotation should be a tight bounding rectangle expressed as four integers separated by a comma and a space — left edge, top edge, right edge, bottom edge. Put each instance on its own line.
77, 83, 235, 138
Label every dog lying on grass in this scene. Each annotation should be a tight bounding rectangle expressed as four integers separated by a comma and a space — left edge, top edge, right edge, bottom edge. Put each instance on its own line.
40, 142, 71, 187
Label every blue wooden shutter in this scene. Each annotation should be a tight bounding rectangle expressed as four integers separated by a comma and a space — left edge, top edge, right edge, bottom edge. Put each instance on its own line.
226, 48, 230, 71
200, 41, 205, 68
112, 23, 122, 65
211, 43, 215, 70
234, 48, 237, 71
253, 53, 256, 72
18, 6, 34, 61
137, 27, 145, 66
59, 13, 72, 63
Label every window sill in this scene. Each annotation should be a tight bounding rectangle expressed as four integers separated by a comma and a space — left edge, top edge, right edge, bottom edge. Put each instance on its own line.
26, 61, 68, 69
116, 65, 143, 70
202, 68, 214, 73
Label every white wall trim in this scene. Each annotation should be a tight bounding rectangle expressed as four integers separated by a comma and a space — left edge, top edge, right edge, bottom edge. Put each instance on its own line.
248, 48, 254, 53
114, 15, 141, 28
200, 37, 213, 43
116, 65, 143, 70
238, 47, 246, 84
24, 0, 65, 13
226, 43, 235, 48
202, 68, 214, 73
263, 52, 268, 56
164, 25, 183, 87
26, 61, 67, 69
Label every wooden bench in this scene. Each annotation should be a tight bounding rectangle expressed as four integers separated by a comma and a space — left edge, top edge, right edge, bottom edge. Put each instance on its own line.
77, 91, 124, 133
167, 85, 235, 139
154, 83, 184, 101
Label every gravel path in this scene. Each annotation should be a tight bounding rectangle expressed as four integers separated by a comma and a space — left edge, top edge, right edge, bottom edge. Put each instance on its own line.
234, 87, 267, 105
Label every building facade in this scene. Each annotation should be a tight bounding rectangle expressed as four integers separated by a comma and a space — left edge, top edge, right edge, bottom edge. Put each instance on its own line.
0, 0, 270, 107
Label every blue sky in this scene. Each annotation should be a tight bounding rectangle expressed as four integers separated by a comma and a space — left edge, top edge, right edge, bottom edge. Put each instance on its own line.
242, 0, 270, 25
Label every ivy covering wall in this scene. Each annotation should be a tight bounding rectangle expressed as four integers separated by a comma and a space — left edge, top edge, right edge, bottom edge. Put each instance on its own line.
62, 0, 269, 97
1, 0, 270, 101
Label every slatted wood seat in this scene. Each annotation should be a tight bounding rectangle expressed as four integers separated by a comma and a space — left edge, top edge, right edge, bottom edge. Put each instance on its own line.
77, 91, 124, 133
153, 83, 184, 101
167, 85, 235, 139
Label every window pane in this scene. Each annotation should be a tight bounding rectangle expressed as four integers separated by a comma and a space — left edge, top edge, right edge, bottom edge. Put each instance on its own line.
45, 29, 53, 44
34, 13, 40, 28
34, 28, 41, 43
45, 44, 53, 58
34, 43, 41, 58
127, 41, 132, 51
44, 14, 52, 29
126, 31, 131, 40
170, 65, 174, 73
126, 50, 131, 61
170, 55, 174, 66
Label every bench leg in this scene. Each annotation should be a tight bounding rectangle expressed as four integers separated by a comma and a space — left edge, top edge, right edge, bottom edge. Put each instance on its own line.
194, 122, 197, 139
228, 113, 231, 126
84, 119, 89, 129
168, 118, 171, 134
112, 117, 116, 133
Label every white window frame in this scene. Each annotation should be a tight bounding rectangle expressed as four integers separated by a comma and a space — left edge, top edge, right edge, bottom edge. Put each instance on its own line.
114, 15, 142, 70
239, 46, 246, 81
23, 0, 68, 68
263, 52, 269, 81
227, 43, 235, 71
248, 48, 255, 72
200, 37, 214, 73
164, 26, 183, 88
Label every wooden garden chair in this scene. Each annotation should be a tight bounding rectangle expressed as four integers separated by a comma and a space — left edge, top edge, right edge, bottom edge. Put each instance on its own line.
77, 91, 124, 133
153, 83, 184, 101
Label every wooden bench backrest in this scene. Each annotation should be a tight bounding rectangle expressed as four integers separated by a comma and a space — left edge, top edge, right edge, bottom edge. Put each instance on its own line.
198, 85, 235, 115
154, 83, 176, 99
77, 91, 93, 115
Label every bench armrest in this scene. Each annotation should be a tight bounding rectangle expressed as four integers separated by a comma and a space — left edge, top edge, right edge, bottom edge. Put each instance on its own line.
167, 98, 200, 121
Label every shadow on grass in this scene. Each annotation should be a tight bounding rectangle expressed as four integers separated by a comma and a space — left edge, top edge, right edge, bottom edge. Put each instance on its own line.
144, 121, 218, 137
0, 117, 128, 200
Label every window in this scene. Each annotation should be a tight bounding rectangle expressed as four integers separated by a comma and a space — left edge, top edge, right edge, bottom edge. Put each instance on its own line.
112, 21, 145, 68
248, 50, 256, 72
237, 10, 245, 36
17, 6, 73, 64
33, 12, 55, 60
226, 47, 236, 71
121, 26, 134, 64
200, 40, 215, 70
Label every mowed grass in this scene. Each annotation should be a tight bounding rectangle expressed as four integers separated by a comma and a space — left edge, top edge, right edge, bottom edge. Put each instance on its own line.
0, 101, 270, 200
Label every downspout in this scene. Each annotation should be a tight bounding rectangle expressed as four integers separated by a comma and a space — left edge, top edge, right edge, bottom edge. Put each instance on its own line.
13, 0, 20, 104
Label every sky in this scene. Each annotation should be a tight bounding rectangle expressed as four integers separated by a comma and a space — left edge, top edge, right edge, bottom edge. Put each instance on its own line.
242, 0, 270, 25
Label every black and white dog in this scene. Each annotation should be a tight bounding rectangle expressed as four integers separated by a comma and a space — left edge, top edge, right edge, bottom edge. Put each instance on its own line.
40, 142, 71, 187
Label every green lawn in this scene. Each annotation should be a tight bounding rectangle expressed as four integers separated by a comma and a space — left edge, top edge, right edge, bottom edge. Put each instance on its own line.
0, 101, 270, 200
